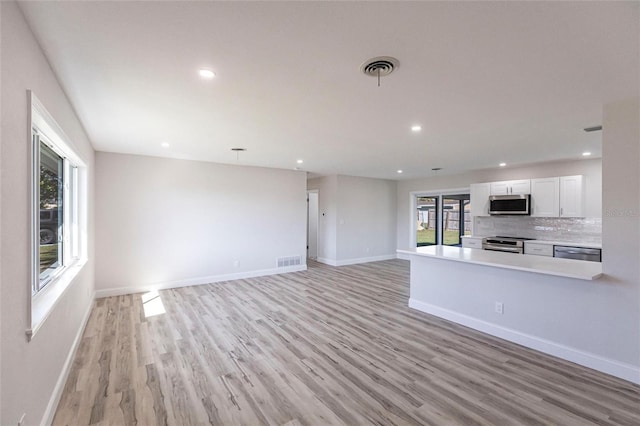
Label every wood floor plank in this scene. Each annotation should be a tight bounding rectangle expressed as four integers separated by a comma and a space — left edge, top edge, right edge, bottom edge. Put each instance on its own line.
53, 259, 640, 425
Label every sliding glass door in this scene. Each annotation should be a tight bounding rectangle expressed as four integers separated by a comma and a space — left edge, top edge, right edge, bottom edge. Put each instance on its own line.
416, 197, 439, 246
415, 193, 470, 247
442, 195, 471, 246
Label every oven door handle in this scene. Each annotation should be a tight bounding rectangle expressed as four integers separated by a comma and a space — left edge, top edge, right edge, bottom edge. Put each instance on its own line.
483, 244, 522, 253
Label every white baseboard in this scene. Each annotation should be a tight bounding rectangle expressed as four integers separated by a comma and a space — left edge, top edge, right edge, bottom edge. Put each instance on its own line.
409, 298, 640, 385
396, 252, 411, 260
335, 254, 397, 266
316, 257, 337, 266
41, 291, 95, 426
95, 265, 307, 298
316, 254, 398, 267
317, 254, 400, 267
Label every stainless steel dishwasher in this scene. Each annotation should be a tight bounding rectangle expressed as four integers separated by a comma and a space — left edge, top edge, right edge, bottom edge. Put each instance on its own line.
554, 246, 601, 262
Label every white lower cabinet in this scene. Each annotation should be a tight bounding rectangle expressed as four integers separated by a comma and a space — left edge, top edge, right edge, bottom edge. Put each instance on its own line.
462, 236, 483, 249
524, 242, 554, 257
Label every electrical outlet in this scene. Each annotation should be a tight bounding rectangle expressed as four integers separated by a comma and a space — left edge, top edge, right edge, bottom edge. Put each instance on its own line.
233, 260, 239, 268
495, 302, 504, 314
18, 413, 26, 426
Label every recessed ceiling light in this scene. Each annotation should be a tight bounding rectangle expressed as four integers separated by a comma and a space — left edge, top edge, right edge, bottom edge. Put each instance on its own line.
499, 162, 507, 167
397, 170, 403, 174
411, 125, 422, 132
161, 142, 170, 148
199, 69, 216, 79
582, 151, 592, 156
296, 159, 304, 164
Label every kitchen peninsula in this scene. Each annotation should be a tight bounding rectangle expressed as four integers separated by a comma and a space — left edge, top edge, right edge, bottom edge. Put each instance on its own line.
399, 245, 602, 280
396, 245, 633, 382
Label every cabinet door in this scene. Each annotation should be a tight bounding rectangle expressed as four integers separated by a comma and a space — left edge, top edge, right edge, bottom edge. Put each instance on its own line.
510, 179, 531, 195
470, 183, 491, 216
489, 181, 510, 195
531, 177, 559, 217
560, 175, 584, 217
524, 242, 554, 257
462, 237, 483, 249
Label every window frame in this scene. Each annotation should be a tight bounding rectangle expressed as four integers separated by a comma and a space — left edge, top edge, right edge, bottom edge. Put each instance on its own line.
410, 188, 469, 248
28, 91, 88, 340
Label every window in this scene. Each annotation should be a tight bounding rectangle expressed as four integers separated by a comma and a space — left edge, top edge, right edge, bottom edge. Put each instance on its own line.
29, 92, 87, 338
34, 132, 80, 293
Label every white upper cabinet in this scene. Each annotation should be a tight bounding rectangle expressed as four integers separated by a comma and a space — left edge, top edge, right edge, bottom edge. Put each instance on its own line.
560, 175, 585, 217
490, 179, 531, 195
531, 177, 560, 217
470, 183, 491, 216
489, 181, 509, 195
510, 180, 532, 195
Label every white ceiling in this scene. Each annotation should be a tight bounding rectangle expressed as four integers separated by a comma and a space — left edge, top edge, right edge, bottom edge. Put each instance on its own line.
18, 1, 639, 180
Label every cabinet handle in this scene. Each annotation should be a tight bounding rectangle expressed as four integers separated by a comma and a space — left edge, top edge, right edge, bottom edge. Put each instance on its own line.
560, 207, 563, 216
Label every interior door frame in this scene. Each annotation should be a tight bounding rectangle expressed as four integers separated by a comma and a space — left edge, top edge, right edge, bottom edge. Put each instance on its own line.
307, 189, 319, 259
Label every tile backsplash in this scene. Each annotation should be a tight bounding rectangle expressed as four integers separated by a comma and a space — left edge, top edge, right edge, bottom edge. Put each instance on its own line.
474, 216, 602, 244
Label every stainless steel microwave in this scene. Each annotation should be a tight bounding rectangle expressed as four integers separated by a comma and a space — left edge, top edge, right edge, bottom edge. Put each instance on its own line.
489, 194, 531, 215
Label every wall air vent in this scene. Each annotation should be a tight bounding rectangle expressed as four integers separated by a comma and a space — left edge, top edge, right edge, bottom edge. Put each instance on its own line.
277, 256, 301, 268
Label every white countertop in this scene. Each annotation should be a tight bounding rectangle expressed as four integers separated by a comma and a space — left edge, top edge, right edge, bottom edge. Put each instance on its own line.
397, 245, 602, 280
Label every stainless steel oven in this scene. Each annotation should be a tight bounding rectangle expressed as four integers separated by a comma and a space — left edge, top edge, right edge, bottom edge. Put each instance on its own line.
482, 236, 535, 254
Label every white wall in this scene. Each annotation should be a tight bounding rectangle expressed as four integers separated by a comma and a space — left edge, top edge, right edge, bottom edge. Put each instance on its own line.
308, 175, 397, 266
95, 152, 307, 295
335, 175, 397, 263
396, 158, 602, 250
600, 97, 640, 369
1, 2, 96, 424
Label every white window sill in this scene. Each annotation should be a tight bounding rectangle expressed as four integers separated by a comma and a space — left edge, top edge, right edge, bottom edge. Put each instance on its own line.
27, 258, 87, 341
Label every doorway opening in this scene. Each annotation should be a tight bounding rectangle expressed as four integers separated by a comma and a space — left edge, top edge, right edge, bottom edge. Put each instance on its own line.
307, 190, 318, 259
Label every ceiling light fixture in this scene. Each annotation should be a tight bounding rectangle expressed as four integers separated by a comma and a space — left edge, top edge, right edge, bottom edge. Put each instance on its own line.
397, 170, 403, 174
161, 142, 170, 148
296, 159, 304, 164
411, 125, 422, 132
582, 152, 592, 156
199, 69, 216, 79
499, 162, 507, 167
360, 56, 399, 87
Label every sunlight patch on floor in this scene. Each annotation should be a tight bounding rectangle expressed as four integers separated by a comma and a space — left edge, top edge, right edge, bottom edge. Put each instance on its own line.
141, 290, 166, 318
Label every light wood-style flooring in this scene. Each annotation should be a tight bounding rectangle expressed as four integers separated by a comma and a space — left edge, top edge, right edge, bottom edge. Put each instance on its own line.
54, 259, 640, 425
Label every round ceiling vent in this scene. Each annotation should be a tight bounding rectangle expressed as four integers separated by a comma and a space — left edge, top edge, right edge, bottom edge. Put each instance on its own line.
360, 56, 399, 77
